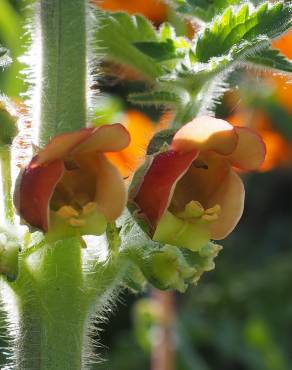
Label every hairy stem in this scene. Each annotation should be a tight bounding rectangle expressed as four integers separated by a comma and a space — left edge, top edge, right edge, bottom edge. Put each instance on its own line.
39, 0, 87, 145
11, 239, 88, 370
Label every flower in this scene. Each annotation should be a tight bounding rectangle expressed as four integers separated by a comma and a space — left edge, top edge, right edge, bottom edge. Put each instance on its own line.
267, 30, 292, 113
15, 124, 130, 238
106, 110, 169, 178
228, 110, 292, 172
130, 116, 265, 251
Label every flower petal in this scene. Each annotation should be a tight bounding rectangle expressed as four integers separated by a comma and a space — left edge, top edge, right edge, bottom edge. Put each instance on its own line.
16, 158, 64, 231
106, 111, 156, 178
36, 128, 94, 165
227, 127, 266, 170
207, 170, 245, 240
76, 153, 127, 221
170, 153, 230, 213
95, 154, 128, 221
172, 116, 238, 155
74, 124, 130, 154
133, 150, 198, 228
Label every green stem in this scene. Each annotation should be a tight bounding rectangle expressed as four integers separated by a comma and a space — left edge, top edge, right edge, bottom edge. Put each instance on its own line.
39, 0, 87, 145
12, 238, 88, 370
0, 147, 14, 224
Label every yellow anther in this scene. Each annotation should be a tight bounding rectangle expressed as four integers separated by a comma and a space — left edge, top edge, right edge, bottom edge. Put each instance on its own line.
177, 200, 204, 219
82, 202, 97, 215
202, 213, 219, 222
205, 204, 221, 215
69, 218, 86, 227
57, 206, 79, 219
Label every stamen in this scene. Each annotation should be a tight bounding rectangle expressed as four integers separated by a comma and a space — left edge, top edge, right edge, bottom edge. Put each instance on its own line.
175, 201, 221, 223
57, 206, 79, 219
82, 202, 97, 215
202, 213, 219, 221
69, 218, 86, 227
205, 204, 221, 215
177, 200, 204, 219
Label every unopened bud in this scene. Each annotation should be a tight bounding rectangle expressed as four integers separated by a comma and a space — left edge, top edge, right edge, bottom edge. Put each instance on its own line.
0, 231, 20, 281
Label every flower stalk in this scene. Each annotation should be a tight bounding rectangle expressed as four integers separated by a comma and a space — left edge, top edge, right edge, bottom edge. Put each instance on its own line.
11, 238, 87, 370
6, 1, 94, 368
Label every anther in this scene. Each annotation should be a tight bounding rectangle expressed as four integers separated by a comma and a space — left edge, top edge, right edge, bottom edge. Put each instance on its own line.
57, 206, 79, 219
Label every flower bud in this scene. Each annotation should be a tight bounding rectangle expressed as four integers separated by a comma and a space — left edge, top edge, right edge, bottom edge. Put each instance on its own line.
139, 245, 197, 292
0, 230, 20, 281
0, 103, 17, 148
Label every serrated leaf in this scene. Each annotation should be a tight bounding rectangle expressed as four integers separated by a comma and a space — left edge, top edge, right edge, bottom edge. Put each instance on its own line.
95, 11, 163, 79
168, 36, 270, 90
246, 47, 292, 73
129, 90, 182, 106
171, 0, 242, 22
195, 2, 292, 62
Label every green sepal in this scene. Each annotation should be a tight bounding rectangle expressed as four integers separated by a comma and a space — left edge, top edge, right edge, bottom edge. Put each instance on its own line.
182, 242, 223, 284
123, 263, 146, 292
139, 244, 197, 292
118, 210, 221, 292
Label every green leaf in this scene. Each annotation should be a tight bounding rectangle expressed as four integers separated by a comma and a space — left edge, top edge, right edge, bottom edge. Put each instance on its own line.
128, 90, 183, 106
134, 39, 184, 62
195, 2, 292, 62
171, 0, 242, 22
246, 47, 292, 73
95, 11, 162, 79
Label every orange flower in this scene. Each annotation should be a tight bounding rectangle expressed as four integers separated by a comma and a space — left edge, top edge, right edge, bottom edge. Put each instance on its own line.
228, 110, 292, 171
15, 125, 130, 237
130, 116, 265, 250
267, 30, 292, 113
107, 110, 169, 178
272, 30, 292, 59
96, 0, 168, 24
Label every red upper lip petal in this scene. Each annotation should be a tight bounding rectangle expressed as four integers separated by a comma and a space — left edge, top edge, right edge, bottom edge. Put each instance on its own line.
133, 149, 198, 228
17, 157, 64, 231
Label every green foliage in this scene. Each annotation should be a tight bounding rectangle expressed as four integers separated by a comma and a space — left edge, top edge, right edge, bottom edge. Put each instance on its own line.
247, 47, 292, 72
170, 0, 241, 22
97, 2, 292, 125
95, 11, 163, 79
195, 2, 292, 62
129, 90, 183, 106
